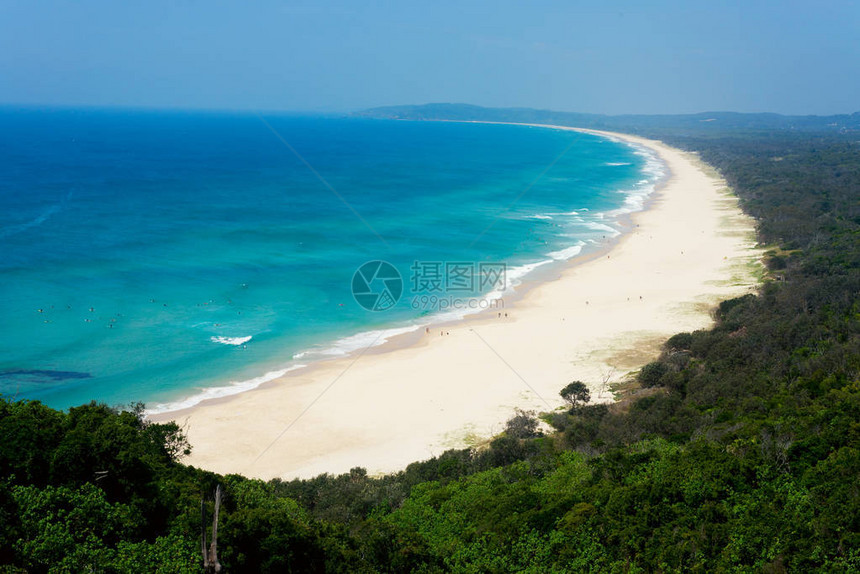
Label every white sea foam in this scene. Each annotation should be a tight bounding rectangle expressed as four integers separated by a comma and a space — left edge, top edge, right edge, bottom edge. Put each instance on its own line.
585, 221, 620, 234
604, 162, 632, 166
561, 207, 589, 213
547, 139, 665, 257
425, 258, 555, 324
632, 147, 667, 180
145, 364, 307, 414
148, 326, 423, 415
315, 324, 422, 357
505, 259, 554, 286
210, 335, 253, 346
527, 214, 554, 220
547, 242, 585, 261
599, 142, 666, 220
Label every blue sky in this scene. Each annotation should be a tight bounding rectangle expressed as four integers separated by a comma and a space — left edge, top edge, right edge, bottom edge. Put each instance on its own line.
1, 0, 858, 115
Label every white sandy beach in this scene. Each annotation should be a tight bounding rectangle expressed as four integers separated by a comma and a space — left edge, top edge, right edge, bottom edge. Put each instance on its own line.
151, 127, 762, 480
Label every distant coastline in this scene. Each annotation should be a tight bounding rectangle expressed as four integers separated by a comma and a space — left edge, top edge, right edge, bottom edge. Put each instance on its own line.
354, 102, 860, 133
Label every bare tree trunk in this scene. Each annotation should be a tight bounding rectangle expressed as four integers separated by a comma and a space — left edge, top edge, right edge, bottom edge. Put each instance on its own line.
600, 366, 616, 399
202, 484, 223, 574
200, 499, 207, 567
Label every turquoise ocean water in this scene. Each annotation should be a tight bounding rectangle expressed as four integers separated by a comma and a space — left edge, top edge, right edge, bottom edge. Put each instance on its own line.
0, 108, 663, 411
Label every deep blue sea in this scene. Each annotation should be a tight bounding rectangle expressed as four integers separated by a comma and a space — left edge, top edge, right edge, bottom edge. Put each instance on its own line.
0, 108, 662, 411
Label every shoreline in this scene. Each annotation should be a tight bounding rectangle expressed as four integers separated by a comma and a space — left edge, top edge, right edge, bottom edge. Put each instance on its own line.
144, 124, 660, 416
151, 126, 762, 480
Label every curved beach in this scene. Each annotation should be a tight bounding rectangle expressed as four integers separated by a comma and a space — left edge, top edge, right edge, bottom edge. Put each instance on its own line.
151, 128, 762, 480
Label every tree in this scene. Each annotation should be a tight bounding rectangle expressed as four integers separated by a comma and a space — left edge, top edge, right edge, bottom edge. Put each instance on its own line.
560, 381, 591, 408
504, 409, 541, 439
638, 361, 669, 388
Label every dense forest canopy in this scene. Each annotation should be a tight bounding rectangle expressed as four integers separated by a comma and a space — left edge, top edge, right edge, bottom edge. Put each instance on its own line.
2, 108, 859, 572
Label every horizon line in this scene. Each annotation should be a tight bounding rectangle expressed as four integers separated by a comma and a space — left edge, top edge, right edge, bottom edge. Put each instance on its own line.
1, 101, 858, 119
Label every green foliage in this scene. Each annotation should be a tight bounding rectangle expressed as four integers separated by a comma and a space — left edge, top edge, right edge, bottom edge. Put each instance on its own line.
9, 482, 197, 573
638, 361, 669, 387
559, 381, 591, 408
665, 331, 694, 353
111, 536, 199, 574
503, 409, 542, 439
0, 400, 201, 572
